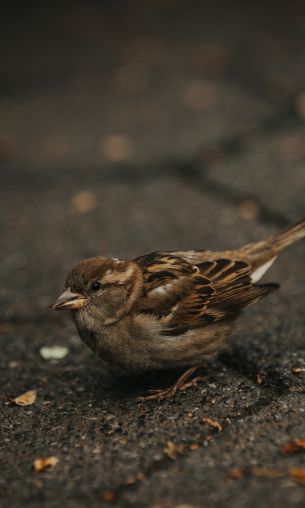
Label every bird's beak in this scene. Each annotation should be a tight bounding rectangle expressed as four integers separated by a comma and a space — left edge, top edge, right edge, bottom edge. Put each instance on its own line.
52, 288, 88, 310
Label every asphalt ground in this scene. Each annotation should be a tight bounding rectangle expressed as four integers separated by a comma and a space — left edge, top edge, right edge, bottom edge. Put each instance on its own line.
1, 2, 305, 507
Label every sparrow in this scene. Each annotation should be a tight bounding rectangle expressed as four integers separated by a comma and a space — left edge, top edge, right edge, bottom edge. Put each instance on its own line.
52, 219, 305, 401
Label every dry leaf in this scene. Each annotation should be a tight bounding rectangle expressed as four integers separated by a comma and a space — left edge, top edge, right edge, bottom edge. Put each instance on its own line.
202, 416, 222, 431
0, 323, 13, 333
281, 439, 305, 455
125, 472, 145, 486
227, 469, 244, 480
251, 467, 284, 479
255, 374, 266, 385
101, 490, 116, 503
164, 441, 184, 460
101, 134, 134, 162
71, 191, 96, 214
34, 456, 59, 472
205, 434, 215, 441
238, 200, 259, 221
289, 468, 305, 485
291, 367, 304, 375
190, 443, 200, 451
40, 345, 69, 361
10, 390, 37, 406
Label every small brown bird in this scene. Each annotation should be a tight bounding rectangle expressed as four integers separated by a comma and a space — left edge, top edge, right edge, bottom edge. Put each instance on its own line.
53, 220, 305, 401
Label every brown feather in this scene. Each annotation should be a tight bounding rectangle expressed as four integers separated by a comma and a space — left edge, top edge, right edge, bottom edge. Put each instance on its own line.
134, 252, 278, 336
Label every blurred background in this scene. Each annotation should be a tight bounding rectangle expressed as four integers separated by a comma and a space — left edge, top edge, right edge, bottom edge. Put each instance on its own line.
1, 0, 305, 317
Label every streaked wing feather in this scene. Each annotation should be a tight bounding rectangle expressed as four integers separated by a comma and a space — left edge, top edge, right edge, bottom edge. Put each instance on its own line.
134, 251, 278, 335
161, 258, 277, 334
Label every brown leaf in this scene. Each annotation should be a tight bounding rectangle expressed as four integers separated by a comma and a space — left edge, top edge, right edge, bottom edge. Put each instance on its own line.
289, 467, 305, 485
227, 468, 244, 480
255, 374, 266, 385
101, 490, 116, 503
71, 191, 96, 214
34, 456, 59, 472
190, 443, 200, 451
101, 134, 134, 162
202, 416, 222, 431
251, 467, 284, 479
291, 367, 304, 375
163, 441, 184, 460
9, 390, 37, 406
125, 472, 145, 486
281, 439, 305, 455
0, 323, 13, 333
238, 200, 260, 221
205, 434, 215, 441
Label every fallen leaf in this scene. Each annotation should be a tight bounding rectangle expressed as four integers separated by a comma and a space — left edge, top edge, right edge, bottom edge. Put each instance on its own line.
227, 467, 284, 480
34, 456, 59, 472
291, 367, 304, 375
238, 200, 260, 221
39, 345, 69, 361
101, 490, 116, 503
205, 434, 215, 441
101, 134, 134, 162
202, 416, 222, 431
0, 323, 13, 333
71, 191, 97, 214
281, 439, 305, 455
227, 468, 244, 480
255, 374, 266, 385
289, 467, 305, 485
164, 441, 184, 460
190, 443, 200, 451
251, 467, 284, 479
9, 390, 37, 406
125, 472, 145, 486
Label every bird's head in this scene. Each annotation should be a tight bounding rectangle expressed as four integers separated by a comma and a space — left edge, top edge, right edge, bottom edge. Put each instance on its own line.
52, 257, 143, 325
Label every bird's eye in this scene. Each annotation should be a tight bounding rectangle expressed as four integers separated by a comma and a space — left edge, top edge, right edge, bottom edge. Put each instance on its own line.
91, 281, 101, 291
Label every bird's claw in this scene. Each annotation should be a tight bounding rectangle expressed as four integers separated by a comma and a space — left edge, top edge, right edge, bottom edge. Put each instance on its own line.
136, 375, 206, 402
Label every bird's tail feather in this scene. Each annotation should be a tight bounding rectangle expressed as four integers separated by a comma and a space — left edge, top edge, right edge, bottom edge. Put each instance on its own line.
242, 219, 305, 269
267, 219, 305, 251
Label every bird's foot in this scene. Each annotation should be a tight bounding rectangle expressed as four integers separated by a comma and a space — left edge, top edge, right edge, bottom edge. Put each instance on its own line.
136, 367, 205, 402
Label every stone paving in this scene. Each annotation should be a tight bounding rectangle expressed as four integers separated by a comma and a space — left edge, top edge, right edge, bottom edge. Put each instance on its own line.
1, 2, 305, 507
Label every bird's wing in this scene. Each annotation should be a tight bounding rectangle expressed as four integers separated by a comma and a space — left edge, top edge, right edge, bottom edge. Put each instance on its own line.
135, 252, 277, 335
134, 251, 215, 317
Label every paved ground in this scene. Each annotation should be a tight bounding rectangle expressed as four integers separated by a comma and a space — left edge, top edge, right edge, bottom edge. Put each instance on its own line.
1, 2, 305, 507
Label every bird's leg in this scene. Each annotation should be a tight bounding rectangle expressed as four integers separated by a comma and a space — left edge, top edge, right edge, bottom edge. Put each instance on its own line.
136, 366, 205, 402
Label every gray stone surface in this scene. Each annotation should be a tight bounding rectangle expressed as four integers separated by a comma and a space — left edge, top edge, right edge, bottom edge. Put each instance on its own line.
1, 2, 305, 508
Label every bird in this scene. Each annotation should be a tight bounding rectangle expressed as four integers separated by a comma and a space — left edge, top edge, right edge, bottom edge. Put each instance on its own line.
52, 219, 305, 401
